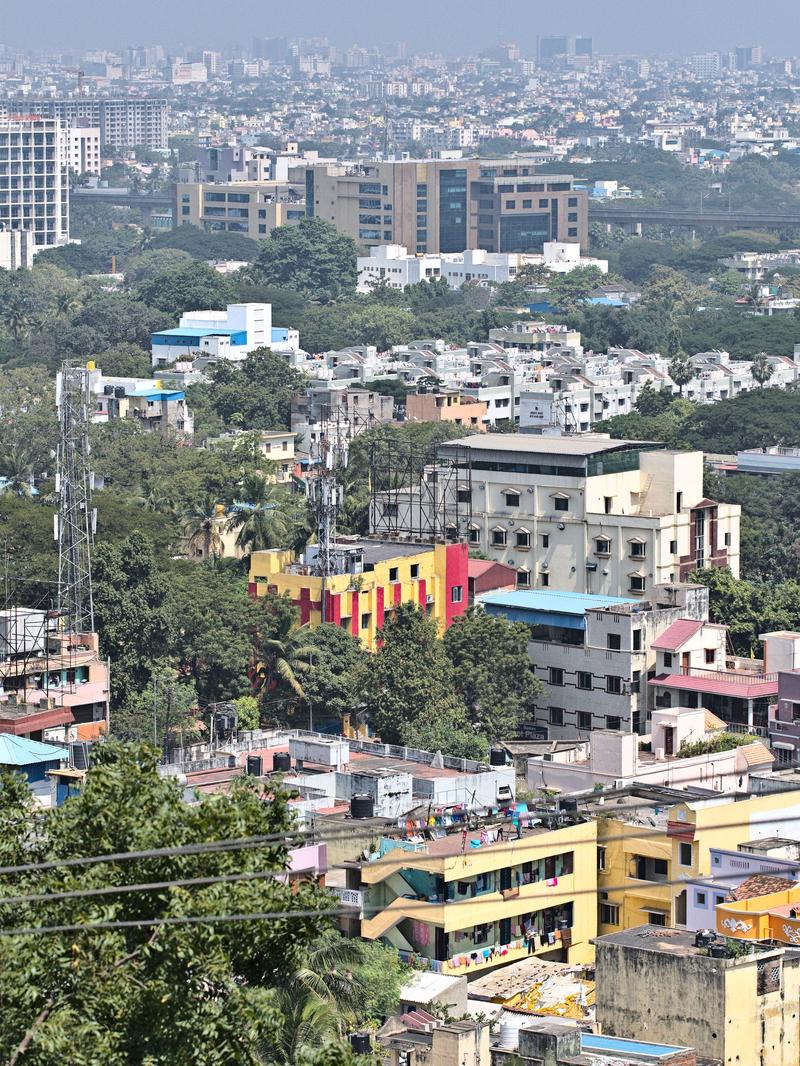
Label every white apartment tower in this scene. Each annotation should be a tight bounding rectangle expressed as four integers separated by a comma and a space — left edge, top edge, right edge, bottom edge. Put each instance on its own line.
0, 116, 69, 248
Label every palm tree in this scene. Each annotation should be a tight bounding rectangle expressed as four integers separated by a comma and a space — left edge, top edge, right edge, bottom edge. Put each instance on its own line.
182, 495, 225, 559
140, 477, 179, 516
226, 475, 290, 555
256, 620, 316, 702
261, 987, 342, 1064
0, 445, 35, 496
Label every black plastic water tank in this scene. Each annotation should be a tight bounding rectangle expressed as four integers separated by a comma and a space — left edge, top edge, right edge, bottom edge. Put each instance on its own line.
349, 1033, 371, 1055
272, 751, 291, 772
710, 944, 728, 958
246, 755, 263, 777
351, 794, 375, 819
489, 747, 506, 766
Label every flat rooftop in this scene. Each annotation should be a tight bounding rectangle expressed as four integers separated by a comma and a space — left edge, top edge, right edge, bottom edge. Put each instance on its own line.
441, 433, 640, 456
481, 589, 637, 627
594, 924, 775, 957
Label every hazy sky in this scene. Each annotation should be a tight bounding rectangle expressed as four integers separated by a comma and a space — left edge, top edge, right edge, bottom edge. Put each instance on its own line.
3, 0, 796, 56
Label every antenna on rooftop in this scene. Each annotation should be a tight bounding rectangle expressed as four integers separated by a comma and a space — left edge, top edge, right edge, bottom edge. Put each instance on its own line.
55, 362, 96, 634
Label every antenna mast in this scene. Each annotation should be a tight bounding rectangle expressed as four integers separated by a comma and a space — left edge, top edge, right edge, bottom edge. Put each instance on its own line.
56, 362, 95, 634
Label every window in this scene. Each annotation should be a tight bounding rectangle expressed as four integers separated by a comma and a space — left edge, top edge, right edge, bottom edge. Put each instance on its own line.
549, 667, 564, 687
629, 540, 646, 558
631, 670, 641, 693
506, 199, 516, 209
541, 533, 550, 548
600, 903, 620, 925
361, 613, 371, 630
522, 198, 532, 208
757, 959, 782, 995
598, 846, 607, 871
504, 490, 520, 508
389, 566, 399, 583
451, 585, 463, 604
679, 842, 693, 867
705, 648, 716, 664
663, 652, 673, 668
553, 495, 569, 511
606, 675, 622, 695
714, 894, 725, 905
539, 198, 548, 208
676, 491, 683, 511
578, 711, 592, 730
491, 528, 507, 547
568, 228, 578, 237
540, 571, 550, 587
629, 574, 646, 594
669, 539, 678, 554
517, 568, 531, 588
724, 531, 732, 546
515, 529, 530, 548
648, 912, 667, 927
568, 196, 578, 207
606, 716, 621, 731
410, 564, 419, 579
577, 671, 592, 690
568, 212, 578, 222
633, 630, 642, 652
549, 706, 564, 726
468, 526, 480, 544
696, 891, 707, 906
607, 634, 621, 651
595, 538, 611, 556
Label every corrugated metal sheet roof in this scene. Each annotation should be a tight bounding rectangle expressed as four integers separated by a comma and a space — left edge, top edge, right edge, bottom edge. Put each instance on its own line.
0, 734, 68, 766
650, 619, 705, 651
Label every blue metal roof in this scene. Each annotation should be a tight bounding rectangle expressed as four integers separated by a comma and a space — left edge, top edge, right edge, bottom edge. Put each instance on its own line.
481, 589, 636, 629
130, 389, 185, 400
0, 734, 68, 767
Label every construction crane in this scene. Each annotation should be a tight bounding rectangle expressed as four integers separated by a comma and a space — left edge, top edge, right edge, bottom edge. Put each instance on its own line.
55, 362, 96, 634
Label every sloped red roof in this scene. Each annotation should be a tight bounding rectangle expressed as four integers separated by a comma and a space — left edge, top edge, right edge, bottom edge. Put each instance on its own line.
650, 619, 705, 651
727, 874, 798, 902
648, 672, 778, 700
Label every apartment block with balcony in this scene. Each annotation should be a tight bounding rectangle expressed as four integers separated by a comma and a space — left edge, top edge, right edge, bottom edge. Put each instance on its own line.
0, 116, 69, 248
352, 818, 597, 977
23, 99, 168, 150
80, 364, 193, 438
648, 625, 796, 736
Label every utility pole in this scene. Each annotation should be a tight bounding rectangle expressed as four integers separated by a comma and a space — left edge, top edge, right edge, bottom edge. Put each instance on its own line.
56, 362, 96, 634
162, 685, 172, 761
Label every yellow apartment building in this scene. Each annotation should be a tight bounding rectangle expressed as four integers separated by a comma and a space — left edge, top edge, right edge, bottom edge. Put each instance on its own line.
597, 788, 800, 934
248, 540, 469, 650
354, 820, 597, 976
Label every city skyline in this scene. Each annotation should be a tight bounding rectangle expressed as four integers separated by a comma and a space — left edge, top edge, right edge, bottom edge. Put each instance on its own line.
1, 0, 795, 56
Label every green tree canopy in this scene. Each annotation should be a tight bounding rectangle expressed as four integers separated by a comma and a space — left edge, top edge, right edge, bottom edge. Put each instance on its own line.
252, 218, 357, 300
443, 607, 546, 742
0, 742, 355, 1065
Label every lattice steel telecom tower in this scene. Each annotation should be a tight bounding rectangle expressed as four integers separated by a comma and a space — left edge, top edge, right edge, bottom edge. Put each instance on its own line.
56, 362, 95, 633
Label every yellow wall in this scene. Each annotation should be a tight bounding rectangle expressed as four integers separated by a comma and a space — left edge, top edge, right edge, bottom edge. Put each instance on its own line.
249, 545, 453, 650
598, 821, 672, 934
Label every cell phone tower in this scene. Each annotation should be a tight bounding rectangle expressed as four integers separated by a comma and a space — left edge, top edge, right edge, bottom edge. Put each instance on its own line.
55, 362, 96, 634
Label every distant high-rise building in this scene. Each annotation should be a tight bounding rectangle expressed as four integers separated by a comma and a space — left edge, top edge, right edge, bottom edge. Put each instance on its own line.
252, 36, 288, 62
735, 45, 763, 69
13, 99, 169, 150
0, 116, 69, 248
689, 52, 721, 78
538, 35, 592, 61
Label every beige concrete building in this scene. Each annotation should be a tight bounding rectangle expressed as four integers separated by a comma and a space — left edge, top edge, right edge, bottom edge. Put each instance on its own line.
174, 180, 306, 238
594, 925, 800, 1066
405, 391, 487, 430
307, 159, 588, 253
372, 435, 740, 599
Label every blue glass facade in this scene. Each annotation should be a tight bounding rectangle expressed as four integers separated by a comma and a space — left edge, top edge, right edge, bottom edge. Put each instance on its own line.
438, 169, 467, 253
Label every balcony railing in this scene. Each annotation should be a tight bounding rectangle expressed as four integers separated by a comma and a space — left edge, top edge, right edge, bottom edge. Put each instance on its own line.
674, 666, 778, 686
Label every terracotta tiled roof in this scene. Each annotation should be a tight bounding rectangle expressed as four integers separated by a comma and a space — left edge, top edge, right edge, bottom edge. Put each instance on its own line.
727, 874, 798, 902
737, 741, 774, 767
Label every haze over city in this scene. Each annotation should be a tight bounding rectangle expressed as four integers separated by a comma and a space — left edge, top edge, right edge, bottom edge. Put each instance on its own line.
4, 6, 800, 1064
4, 0, 800, 54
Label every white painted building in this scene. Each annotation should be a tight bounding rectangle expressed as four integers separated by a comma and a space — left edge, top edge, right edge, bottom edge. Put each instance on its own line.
0, 227, 33, 270
356, 243, 607, 293
0, 117, 69, 248
64, 125, 101, 176
150, 303, 299, 367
